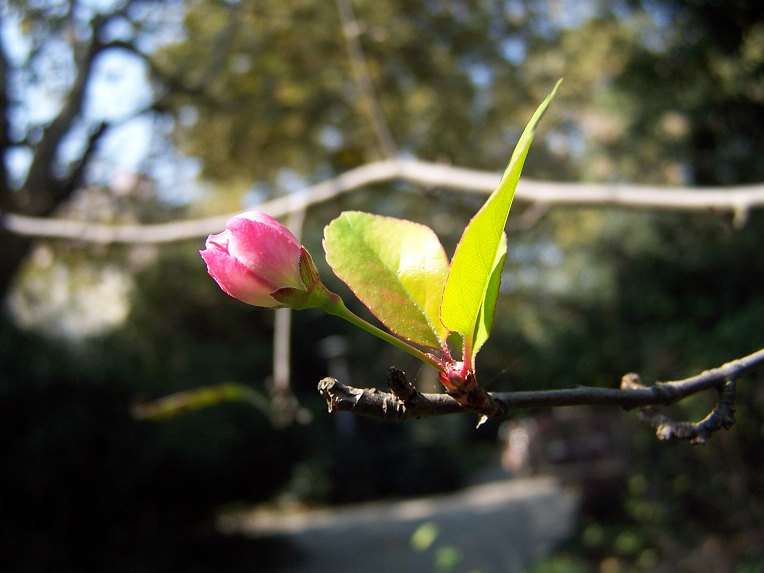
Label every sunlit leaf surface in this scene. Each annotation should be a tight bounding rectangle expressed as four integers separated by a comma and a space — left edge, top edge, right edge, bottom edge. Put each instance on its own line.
324, 211, 450, 349
441, 80, 562, 355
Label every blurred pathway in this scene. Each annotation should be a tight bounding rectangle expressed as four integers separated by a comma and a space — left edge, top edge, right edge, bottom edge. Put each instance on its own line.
220, 476, 578, 573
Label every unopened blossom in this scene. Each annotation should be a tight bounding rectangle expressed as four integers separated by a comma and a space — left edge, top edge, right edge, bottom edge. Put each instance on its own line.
200, 211, 308, 308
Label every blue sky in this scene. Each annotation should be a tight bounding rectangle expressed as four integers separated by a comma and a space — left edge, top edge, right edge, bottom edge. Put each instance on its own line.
2, 1, 200, 203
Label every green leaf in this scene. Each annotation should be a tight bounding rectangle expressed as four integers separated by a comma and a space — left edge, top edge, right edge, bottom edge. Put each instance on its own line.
472, 232, 506, 355
441, 80, 562, 355
131, 384, 270, 420
324, 211, 450, 349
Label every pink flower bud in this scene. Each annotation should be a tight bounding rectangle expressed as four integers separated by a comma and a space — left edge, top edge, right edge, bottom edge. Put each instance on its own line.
200, 211, 305, 307
438, 360, 467, 392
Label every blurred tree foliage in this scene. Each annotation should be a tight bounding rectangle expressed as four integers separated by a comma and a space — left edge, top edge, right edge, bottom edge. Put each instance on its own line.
158, 0, 764, 194
2, 0, 763, 570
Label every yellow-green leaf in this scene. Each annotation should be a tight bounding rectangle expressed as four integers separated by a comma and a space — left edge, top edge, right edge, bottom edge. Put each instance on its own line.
472, 232, 506, 355
324, 211, 450, 349
441, 80, 561, 356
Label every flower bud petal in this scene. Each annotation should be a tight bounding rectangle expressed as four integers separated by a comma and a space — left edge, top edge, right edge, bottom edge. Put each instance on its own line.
200, 211, 306, 307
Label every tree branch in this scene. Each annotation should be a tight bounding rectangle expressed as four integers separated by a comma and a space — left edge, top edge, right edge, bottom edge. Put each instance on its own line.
3, 159, 764, 244
633, 379, 737, 444
121, 5, 243, 109
20, 22, 100, 211
317, 347, 764, 442
61, 120, 109, 193
17, 11, 130, 214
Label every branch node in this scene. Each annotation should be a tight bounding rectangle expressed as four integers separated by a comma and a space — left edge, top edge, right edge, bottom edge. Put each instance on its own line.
318, 377, 359, 413
638, 378, 737, 444
387, 367, 417, 402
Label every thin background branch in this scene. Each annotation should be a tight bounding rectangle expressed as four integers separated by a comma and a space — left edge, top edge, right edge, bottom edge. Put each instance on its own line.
269, 208, 312, 426
3, 159, 764, 244
335, 0, 398, 159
